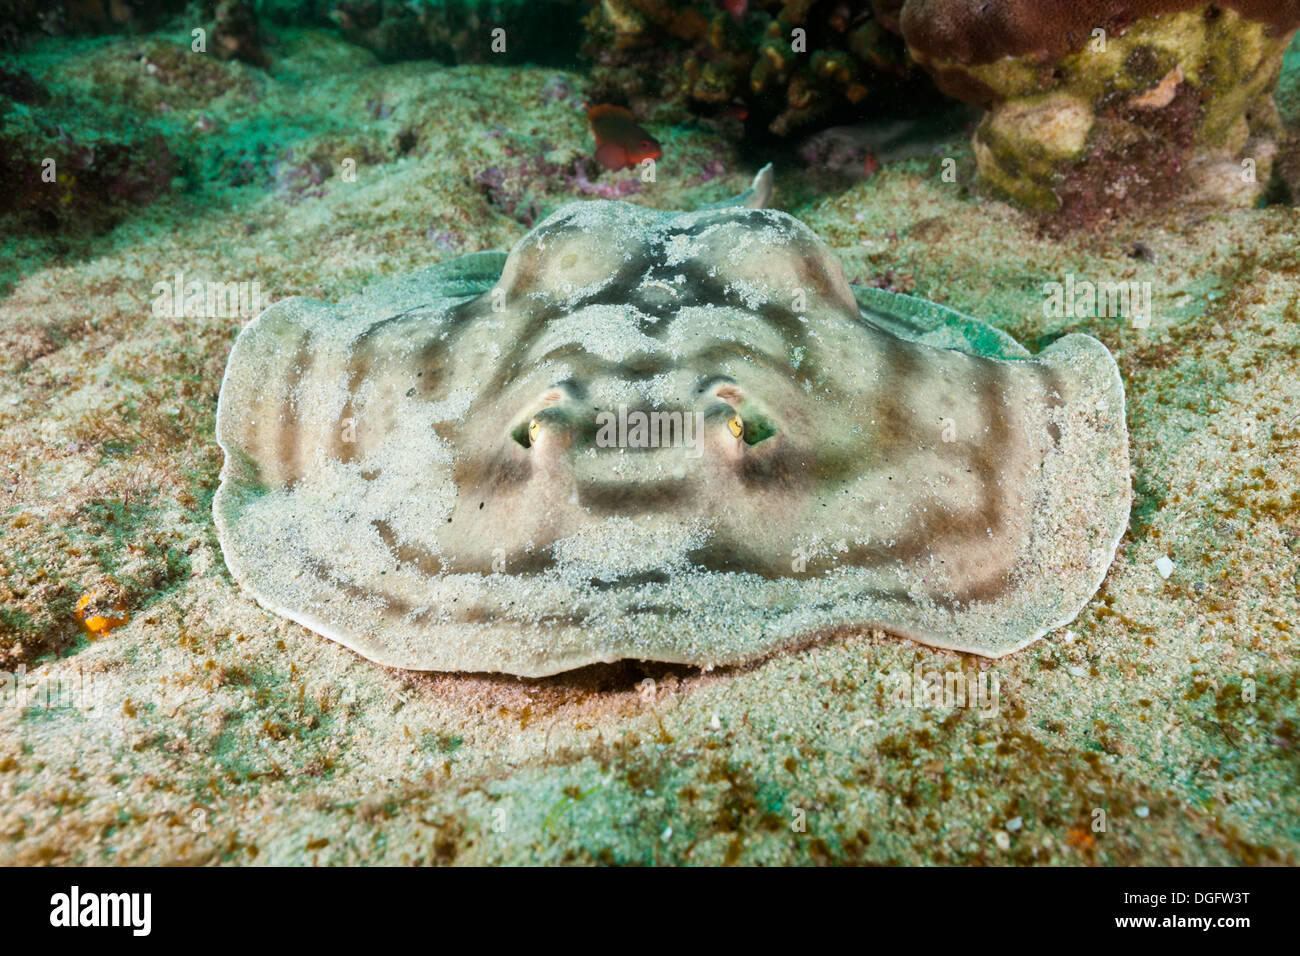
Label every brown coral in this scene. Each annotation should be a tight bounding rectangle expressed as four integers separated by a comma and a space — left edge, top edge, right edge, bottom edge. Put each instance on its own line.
892, 1, 1300, 220
900, 1, 1300, 77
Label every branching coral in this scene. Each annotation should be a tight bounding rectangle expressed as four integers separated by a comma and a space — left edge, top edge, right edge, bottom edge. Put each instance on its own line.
582, 0, 929, 137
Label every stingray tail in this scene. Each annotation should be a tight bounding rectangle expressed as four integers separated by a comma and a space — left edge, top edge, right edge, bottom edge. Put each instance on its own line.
700, 163, 774, 211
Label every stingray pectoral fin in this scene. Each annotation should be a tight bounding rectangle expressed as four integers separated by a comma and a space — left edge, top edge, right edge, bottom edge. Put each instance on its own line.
929, 331, 1130, 658
340, 250, 508, 313
851, 288, 1129, 657
855, 285, 1031, 360
213, 291, 473, 670
215, 296, 341, 495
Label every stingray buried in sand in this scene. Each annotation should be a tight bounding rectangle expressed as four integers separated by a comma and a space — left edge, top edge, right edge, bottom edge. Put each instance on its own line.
213, 168, 1131, 677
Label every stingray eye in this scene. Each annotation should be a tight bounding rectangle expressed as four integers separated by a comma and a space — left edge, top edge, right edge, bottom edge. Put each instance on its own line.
528, 419, 541, 445
727, 414, 743, 439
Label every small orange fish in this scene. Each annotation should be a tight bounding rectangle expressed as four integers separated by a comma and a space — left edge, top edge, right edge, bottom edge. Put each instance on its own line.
75, 592, 129, 637
588, 104, 662, 172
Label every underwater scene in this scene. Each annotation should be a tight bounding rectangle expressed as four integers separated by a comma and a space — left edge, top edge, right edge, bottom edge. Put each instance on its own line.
0, 0, 1298, 872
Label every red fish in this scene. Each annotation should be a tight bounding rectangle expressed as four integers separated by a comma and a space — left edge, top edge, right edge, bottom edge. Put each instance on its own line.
588, 104, 662, 172
722, 0, 748, 23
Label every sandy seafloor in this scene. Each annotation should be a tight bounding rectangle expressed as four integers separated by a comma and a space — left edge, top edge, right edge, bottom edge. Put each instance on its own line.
1, 26, 1297, 865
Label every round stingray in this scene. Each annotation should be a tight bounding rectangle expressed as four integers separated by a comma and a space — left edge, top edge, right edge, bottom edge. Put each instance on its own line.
214, 172, 1130, 676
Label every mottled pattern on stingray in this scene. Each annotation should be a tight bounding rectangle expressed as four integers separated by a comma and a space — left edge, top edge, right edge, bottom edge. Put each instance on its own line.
215, 186, 1131, 676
